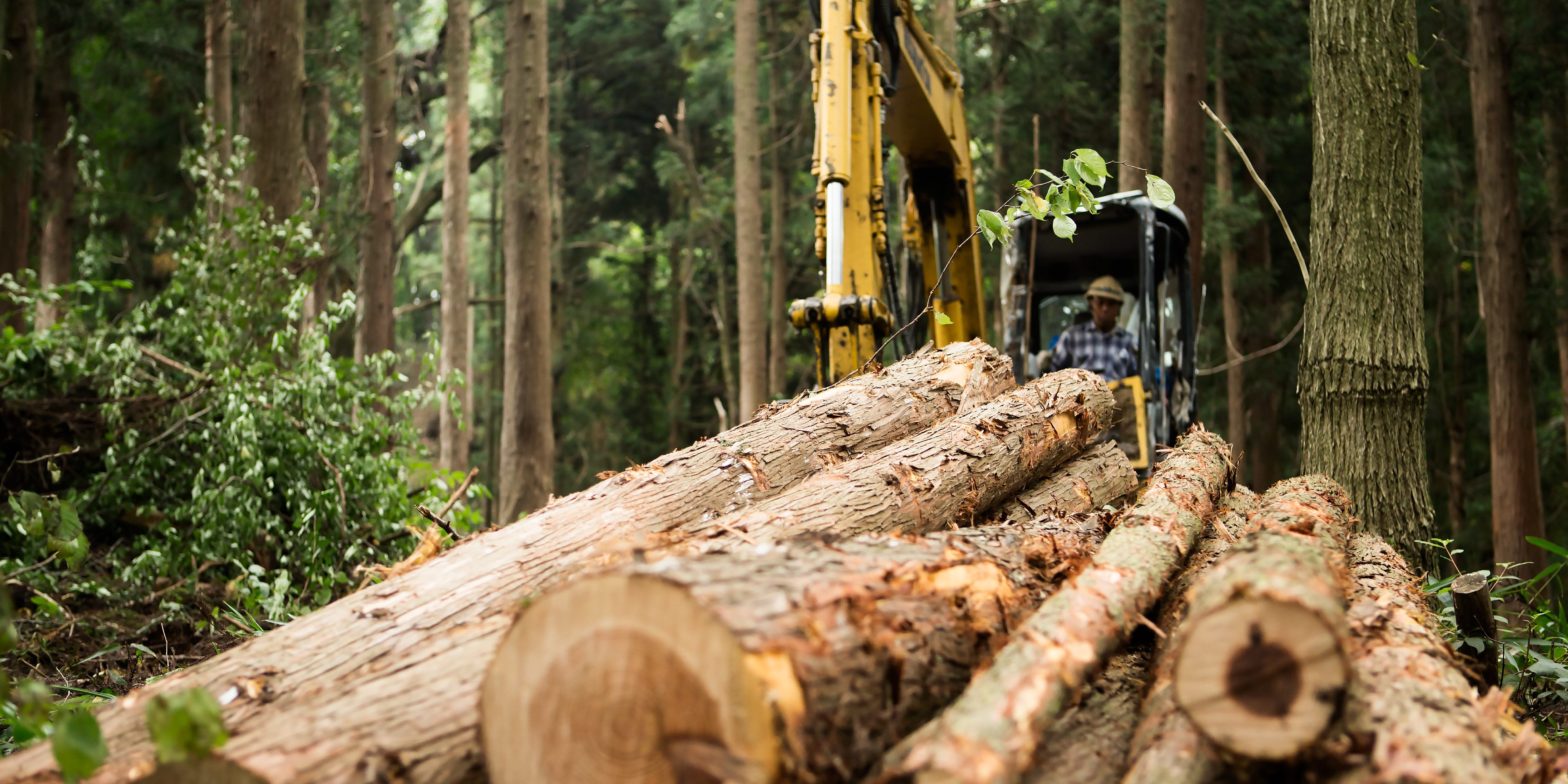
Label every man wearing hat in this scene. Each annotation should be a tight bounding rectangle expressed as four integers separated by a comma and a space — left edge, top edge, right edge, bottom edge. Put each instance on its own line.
1047, 275, 1138, 382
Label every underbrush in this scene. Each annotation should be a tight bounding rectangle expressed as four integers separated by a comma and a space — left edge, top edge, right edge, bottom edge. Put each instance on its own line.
0, 151, 483, 771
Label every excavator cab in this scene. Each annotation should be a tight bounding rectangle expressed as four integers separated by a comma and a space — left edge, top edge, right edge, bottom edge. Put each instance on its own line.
999, 190, 1197, 470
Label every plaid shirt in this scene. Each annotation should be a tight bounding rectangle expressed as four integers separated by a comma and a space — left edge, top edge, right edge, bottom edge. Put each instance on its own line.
1048, 322, 1138, 382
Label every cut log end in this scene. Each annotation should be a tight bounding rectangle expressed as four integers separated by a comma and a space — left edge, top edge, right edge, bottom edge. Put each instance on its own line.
1173, 598, 1348, 759
480, 575, 776, 784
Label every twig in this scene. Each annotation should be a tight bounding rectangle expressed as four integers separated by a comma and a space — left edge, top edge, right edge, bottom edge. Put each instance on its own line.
317, 451, 349, 534
437, 467, 479, 519
14, 445, 81, 465
139, 346, 210, 382
1199, 100, 1309, 287
1197, 314, 1304, 376
417, 504, 460, 540
1, 553, 57, 582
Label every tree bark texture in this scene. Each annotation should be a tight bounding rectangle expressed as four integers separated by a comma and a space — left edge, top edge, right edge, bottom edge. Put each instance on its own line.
1123, 488, 1260, 784
245, 0, 305, 221
1301, 0, 1432, 558
735, 0, 766, 420
205, 0, 233, 166
651, 369, 1115, 561
1170, 476, 1354, 759
355, 0, 397, 359
0, 0, 36, 331
1214, 59, 1245, 474
1309, 534, 1547, 783
1543, 102, 1568, 484
0, 344, 1021, 784
439, 0, 472, 471
767, 73, 790, 400
34, 31, 74, 332
1450, 572, 1499, 691
1161, 0, 1205, 284
1467, 0, 1544, 576
1022, 649, 1152, 784
871, 429, 1235, 784
1117, 0, 1155, 184
301, 0, 333, 324
498, 0, 555, 521
482, 517, 1109, 783
932, 0, 958, 54
983, 441, 1137, 525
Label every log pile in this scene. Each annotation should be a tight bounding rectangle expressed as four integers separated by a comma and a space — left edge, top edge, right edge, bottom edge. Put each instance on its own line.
0, 343, 1551, 784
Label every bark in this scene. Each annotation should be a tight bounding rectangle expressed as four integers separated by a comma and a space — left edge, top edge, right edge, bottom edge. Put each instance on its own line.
301, 0, 333, 323
1123, 488, 1260, 784
0, 344, 1017, 784
1545, 103, 1568, 481
497, 0, 554, 521
1022, 649, 1152, 784
932, 0, 958, 54
483, 517, 1108, 783
871, 429, 1236, 784
1300, 0, 1432, 558
205, 0, 234, 166
395, 142, 501, 245
766, 67, 790, 400
1170, 475, 1354, 759
984, 441, 1138, 525
0, 0, 36, 331
735, 0, 766, 420
1451, 572, 1499, 691
1467, 0, 1544, 577
1214, 56, 1245, 475
439, 0, 472, 471
1443, 247, 1467, 538
245, 0, 305, 221
355, 0, 397, 359
668, 227, 690, 450
1117, 0, 1155, 184
1310, 534, 1547, 783
34, 32, 74, 331
1161, 0, 1205, 284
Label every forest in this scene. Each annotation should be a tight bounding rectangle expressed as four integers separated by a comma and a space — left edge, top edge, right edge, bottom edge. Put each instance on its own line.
1, 0, 1568, 779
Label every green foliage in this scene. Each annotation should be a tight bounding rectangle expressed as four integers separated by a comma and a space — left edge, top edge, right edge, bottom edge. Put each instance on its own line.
51, 711, 108, 782
145, 688, 227, 763
980, 148, 1162, 247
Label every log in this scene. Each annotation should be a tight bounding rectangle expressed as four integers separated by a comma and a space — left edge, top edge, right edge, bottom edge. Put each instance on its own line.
1451, 571, 1499, 691
0, 342, 1019, 784
481, 516, 1111, 783
1171, 475, 1355, 759
1021, 648, 1153, 784
985, 441, 1138, 524
1122, 487, 1260, 784
1312, 534, 1548, 784
870, 428, 1235, 784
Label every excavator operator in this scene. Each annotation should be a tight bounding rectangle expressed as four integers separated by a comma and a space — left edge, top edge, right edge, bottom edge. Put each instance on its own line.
1047, 275, 1138, 383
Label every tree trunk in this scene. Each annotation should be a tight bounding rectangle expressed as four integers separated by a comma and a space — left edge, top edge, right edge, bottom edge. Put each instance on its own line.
439, 0, 472, 471
497, 0, 554, 522
1300, 0, 1432, 558
932, 0, 958, 54
0, 0, 36, 331
1544, 102, 1568, 479
1123, 488, 1260, 784
872, 430, 1235, 784
1171, 476, 1354, 760
1161, 0, 1205, 285
667, 228, 690, 451
985, 441, 1137, 525
1022, 650, 1153, 784
1117, 0, 1154, 184
1466, 0, 1543, 575
735, 0, 766, 421
1310, 534, 1546, 783
1451, 571, 1499, 691
766, 61, 790, 400
714, 266, 739, 429
1214, 54, 1245, 478
483, 517, 1108, 783
205, 0, 233, 167
0, 344, 1017, 784
355, 0, 397, 359
301, 0, 334, 324
34, 32, 74, 332
245, 0, 305, 221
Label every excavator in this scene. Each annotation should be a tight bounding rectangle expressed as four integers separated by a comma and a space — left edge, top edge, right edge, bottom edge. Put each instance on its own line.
789, 0, 1197, 469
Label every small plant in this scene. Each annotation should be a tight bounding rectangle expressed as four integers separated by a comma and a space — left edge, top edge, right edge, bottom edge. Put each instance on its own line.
145, 688, 228, 763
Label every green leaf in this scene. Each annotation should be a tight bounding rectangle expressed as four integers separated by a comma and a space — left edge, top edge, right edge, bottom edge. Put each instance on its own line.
1053, 214, 1077, 241
1062, 157, 1082, 184
976, 209, 1006, 247
1406, 52, 1427, 71
1145, 174, 1176, 208
934, 311, 954, 326
146, 688, 229, 763
1526, 536, 1568, 560
1020, 190, 1050, 221
52, 712, 108, 782
1072, 148, 1109, 187
1014, 179, 1034, 191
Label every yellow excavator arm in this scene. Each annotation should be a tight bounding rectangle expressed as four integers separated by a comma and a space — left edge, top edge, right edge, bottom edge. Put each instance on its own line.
789, 0, 987, 385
